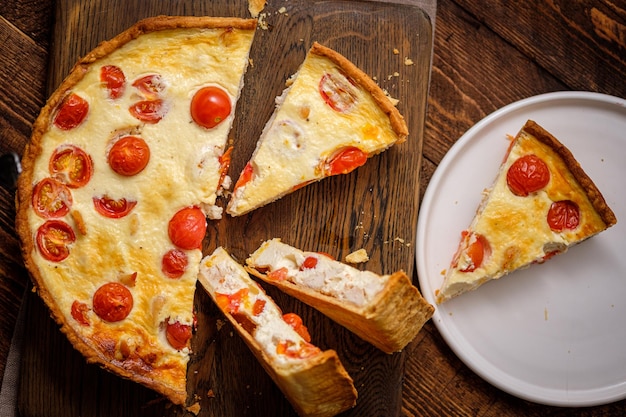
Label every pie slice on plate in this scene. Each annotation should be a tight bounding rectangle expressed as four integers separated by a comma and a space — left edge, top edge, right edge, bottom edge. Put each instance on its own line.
436, 120, 617, 304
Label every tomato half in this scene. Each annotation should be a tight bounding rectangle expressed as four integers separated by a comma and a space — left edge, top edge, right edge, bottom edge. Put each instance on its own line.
36, 220, 76, 262
93, 195, 137, 218
190, 86, 232, 129
325, 146, 368, 176
233, 162, 254, 191
165, 320, 192, 350
49, 145, 93, 188
132, 74, 165, 99
506, 154, 550, 196
453, 231, 491, 273
218, 146, 233, 190
215, 288, 248, 314
161, 249, 188, 279
300, 256, 318, 271
319, 72, 357, 112
267, 266, 289, 281
92, 282, 133, 322
100, 65, 126, 99
547, 200, 580, 232
283, 312, 312, 342
108, 136, 150, 176
53, 93, 89, 130
71, 300, 90, 326
32, 177, 72, 218
276, 340, 320, 359
167, 206, 206, 250
129, 99, 166, 123
252, 299, 266, 316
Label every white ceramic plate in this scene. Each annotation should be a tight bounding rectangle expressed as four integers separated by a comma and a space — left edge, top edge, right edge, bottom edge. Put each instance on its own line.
416, 91, 626, 407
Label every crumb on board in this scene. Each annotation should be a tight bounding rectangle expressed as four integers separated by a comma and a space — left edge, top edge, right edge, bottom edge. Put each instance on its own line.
393, 48, 400, 55
345, 248, 369, 264
186, 402, 201, 415
404, 57, 414, 66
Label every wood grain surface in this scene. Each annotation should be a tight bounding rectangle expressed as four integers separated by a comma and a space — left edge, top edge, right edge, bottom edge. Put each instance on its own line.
2, 1, 626, 416
14, 1, 433, 416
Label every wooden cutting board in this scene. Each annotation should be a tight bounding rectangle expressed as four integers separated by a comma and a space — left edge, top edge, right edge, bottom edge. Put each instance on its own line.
17, 1, 433, 416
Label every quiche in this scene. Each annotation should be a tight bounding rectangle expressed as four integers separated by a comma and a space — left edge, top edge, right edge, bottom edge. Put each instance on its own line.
246, 239, 435, 353
198, 247, 358, 417
226, 42, 408, 216
436, 120, 617, 304
15, 16, 256, 405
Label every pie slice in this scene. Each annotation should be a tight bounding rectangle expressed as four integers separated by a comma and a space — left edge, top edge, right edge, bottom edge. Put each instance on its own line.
226, 42, 408, 216
198, 247, 358, 417
436, 120, 617, 304
15, 16, 256, 405
246, 239, 435, 353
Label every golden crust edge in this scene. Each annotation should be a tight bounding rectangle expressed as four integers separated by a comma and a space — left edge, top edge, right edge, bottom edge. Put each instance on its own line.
310, 41, 409, 144
521, 119, 617, 228
14, 15, 258, 406
246, 264, 434, 354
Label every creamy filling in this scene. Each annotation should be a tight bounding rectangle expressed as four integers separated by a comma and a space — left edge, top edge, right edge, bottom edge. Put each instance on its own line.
250, 239, 388, 307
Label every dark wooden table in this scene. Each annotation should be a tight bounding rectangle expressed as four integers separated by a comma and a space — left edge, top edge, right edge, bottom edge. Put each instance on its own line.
1, 0, 625, 416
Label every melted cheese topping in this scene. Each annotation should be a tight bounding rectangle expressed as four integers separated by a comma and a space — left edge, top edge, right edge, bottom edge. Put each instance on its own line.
437, 130, 609, 303
248, 239, 388, 307
26, 26, 255, 382
198, 247, 317, 366
227, 51, 403, 216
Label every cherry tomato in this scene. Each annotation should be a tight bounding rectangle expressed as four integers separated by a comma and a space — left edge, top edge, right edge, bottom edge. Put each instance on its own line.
453, 231, 490, 273
49, 145, 93, 188
215, 288, 248, 314
100, 65, 126, 99
161, 249, 188, 279
506, 154, 550, 196
283, 312, 311, 342
93, 195, 137, 218
129, 99, 166, 123
132, 74, 165, 98
165, 320, 192, 350
53, 93, 89, 130
276, 340, 320, 359
547, 200, 580, 232
71, 300, 90, 326
319, 72, 357, 112
326, 146, 368, 176
233, 162, 254, 190
108, 136, 150, 176
252, 299, 266, 316
300, 256, 318, 271
218, 146, 233, 189
190, 86, 232, 129
267, 266, 289, 281
92, 282, 133, 322
167, 206, 206, 250
32, 178, 72, 218
36, 220, 75, 262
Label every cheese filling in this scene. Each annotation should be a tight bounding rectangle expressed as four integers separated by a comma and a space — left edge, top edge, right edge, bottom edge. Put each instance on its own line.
249, 239, 388, 308
199, 248, 319, 366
